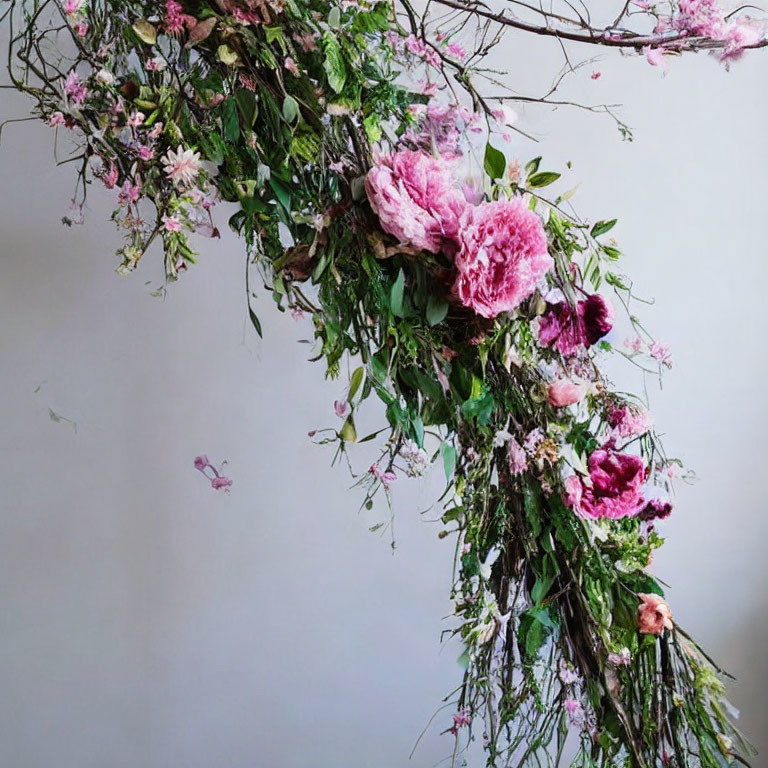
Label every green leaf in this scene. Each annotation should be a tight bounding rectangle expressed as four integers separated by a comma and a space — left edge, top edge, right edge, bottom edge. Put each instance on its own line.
528, 171, 561, 188
323, 32, 347, 93
426, 295, 448, 326
248, 306, 263, 337
269, 177, 291, 213
282, 95, 299, 123
348, 366, 366, 405
222, 97, 239, 143
390, 268, 405, 318
484, 143, 506, 180
235, 88, 258, 128
524, 156, 541, 177
339, 414, 357, 442
441, 442, 456, 481
591, 219, 617, 238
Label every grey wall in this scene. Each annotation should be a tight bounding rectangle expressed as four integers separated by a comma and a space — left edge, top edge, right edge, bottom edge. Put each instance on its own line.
1, 29, 767, 768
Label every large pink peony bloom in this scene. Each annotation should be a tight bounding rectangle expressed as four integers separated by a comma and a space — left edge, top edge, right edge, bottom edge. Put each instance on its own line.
567, 448, 645, 519
637, 593, 673, 634
365, 149, 466, 254
453, 199, 552, 318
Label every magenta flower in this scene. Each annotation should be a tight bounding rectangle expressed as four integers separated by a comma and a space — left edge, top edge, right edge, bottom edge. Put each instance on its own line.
453, 199, 552, 318
194, 454, 232, 493
365, 149, 466, 254
567, 448, 645, 520
538, 294, 613, 355
638, 493, 673, 522
721, 19, 763, 65
193, 455, 210, 471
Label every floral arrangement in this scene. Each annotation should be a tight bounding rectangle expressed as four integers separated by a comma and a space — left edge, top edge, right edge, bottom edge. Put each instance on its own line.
2, 0, 764, 765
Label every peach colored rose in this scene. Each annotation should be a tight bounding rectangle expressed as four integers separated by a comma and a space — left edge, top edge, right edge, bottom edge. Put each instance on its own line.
547, 379, 586, 407
637, 593, 673, 634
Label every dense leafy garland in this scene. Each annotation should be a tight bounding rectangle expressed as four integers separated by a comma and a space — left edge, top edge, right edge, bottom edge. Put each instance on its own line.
2, 0, 762, 765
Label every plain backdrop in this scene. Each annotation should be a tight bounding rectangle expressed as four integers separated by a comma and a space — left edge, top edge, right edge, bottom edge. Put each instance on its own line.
1, 19, 767, 768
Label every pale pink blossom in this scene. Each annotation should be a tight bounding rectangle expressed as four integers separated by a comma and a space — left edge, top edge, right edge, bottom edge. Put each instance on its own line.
454, 199, 552, 318
608, 648, 632, 666
101, 163, 119, 189
623, 336, 644, 354
508, 438, 527, 475
162, 146, 202, 187
146, 57, 167, 72
162, 214, 182, 232
369, 462, 397, 489
365, 149, 466, 254
445, 41, 466, 60
608, 404, 652, 438
294, 32, 317, 52
649, 341, 672, 367
644, 46, 670, 71
564, 698, 585, 727
63, 0, 82, 14
284, 57, 301, 77
637, 593, 673, 634
722, 18, 763, 62
73, 21, 88, 37
126, 111, 145, 128
117, 180, 141, 206
136, 144, 155, 161
48, 111, 66, 127
64, 71, 87, 105
334, 400, 350, 418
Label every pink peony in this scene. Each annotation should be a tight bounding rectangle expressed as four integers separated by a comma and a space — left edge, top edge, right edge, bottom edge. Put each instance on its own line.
453, 199, 552, 318
637, 593, 673, 634
720, 19, 763, 65
564, 475, 583, 509
567, 448, 645, 519
547, 379, 586, 407
365, 149, 466, 254
538, 294, 613, 355
674, 0, 726, 38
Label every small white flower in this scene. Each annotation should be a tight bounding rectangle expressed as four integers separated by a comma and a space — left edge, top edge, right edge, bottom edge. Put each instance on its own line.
96, 69, 115, 85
